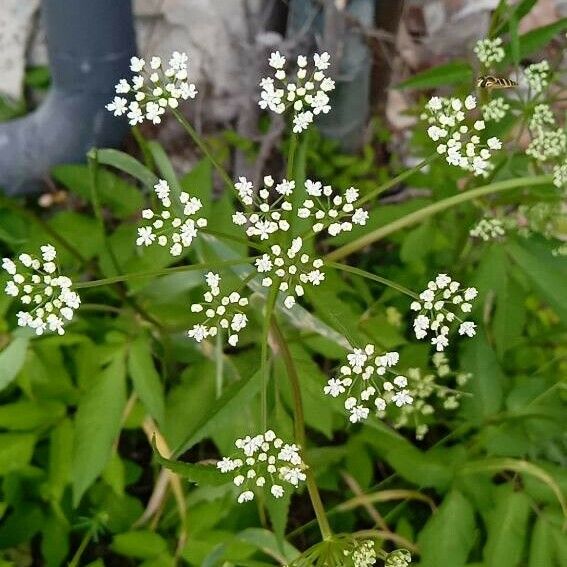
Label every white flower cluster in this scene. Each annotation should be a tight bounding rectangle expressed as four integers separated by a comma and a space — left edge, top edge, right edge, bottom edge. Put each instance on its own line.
386, 549, 412, 567
216, 430, 307, 503
482, 97, 510, 123
526, 127, 566, 163
469, 217, 506, 241
553, 161, 567, 190
259, 51, 336, 133
344, 540, 377, 567
473, 37, 505, 66
392, 353, 471, 440
324, 345, 412, 424
106, 52, 197, 125
255, 237, 325, 309
525, 60, 550, 94
232, 175, 293, 240
188, 272, 249, 346
298, 180, 368, 236
529, 104, 555, 130
136, 179, 207, 256
2, 245, 80, 336
422, 96, 502, 177
411, 274, 478, 351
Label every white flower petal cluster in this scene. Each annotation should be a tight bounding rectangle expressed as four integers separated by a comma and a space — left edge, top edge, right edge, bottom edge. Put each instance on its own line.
188, 272, 249, 347
259, 51, 336, 133
106, 52, 197, 125
255, 237, 325, 309
524, 60, 550, 94
469, 218, 506, 241
344, 540, 377, 567
386, 549, 412, 567
410, 274, 478, 351
216, 430, 307, 503
324, 344, 412, 424
137, 179, 207, 256
2, 245, 80, 336
553, 161, 567, 189
529, 104, 555, 130
482, 97, 510, 122
526, 127, 566, 163
298, 181, 368, 236
422, 95, 502, 177
473, 37, 505, 66
232, 175, 293, 240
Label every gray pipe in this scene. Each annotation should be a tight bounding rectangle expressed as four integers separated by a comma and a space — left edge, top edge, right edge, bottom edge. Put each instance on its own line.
0, 0, 136, 195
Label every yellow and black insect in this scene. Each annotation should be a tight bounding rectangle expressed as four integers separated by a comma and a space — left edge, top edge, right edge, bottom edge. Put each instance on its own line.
477, 75, 518, 89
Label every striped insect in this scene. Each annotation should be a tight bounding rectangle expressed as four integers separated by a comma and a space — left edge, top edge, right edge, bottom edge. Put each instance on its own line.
477, 75, 518, 89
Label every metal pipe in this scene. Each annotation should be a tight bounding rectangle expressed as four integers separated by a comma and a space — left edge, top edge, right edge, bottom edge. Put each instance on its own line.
0, 0, 136, 195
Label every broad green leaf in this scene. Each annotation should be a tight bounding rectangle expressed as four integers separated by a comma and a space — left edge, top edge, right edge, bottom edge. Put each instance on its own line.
41, 514, 69, 567
128, 337, 165, 426
397, 62, 473, 90
152, 436, 228, 486
483, 487, 531, 566
529, 516, 554, 567
0, 337, 28, 392
172, 370, 261, 456
418, 490, 476, 567
148, 141, 182, 205
112, 531, 168, 559
460, 331, 504, 422
72, 352, 127, 505
237, 528, 300, 564
47, 418, 74, 501
93, 148, 158, 189
0, 433, 36, 475
265, 489, 291, 547
180, 159, 213, 217
0, 400, 65, 430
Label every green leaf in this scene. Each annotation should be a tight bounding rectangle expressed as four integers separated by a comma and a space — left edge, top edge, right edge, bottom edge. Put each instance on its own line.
460, 331, 505, 422
47, 418, 74, 501
0, 433, 36, 475
492, 0, 537, 35
93, 148, 158, 189
180, 159, 213, 217
112, 531, 168, 559
152, 436, 228, 486
483, 487, 531, 566
397, 62, 473, 90
418, 491, 476, 567
529, 516, 555, 567
0, 400, 65, 430
0, 337, 29, 392
72, 352, 127, 505
507, 239, 567, 324
128, 337, 165, 426
236, 528, 300, 564
172, 370, 261, 456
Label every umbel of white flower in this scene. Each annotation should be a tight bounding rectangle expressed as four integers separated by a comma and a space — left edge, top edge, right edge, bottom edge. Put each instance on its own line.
188, 272, 249, 347
255, 237, 325, 309
232, 175, 294, 240
411, 274, 478, 352
526, 127, 566, 163
2, 245, 80, 336
422, 95, 502, 177
482, 97, 510, 123
106, 52, 197, 126
298, 180, 369, 236
469, 217, 506, 241
216, 430, 307, 504
524, 60, 550, 94
473, 37, 505, 66
324, 344, 412, 424
553, 161, 567, 189
136, 179, 208, 256
344, 539, 377, 567
386, 549, 412, 567
259, 51, 336, 133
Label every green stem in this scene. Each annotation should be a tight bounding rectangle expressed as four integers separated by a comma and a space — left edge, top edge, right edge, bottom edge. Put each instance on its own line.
202, 228, 267, 252
171, 109, 234, 190
328, 262, 418, 299
215, 330, 223, 399
74, 258, 255, 289
271, 319, 333, 541
68, 526, 95, 567
261, 284, 279, 430
357, 155, 438, 206
287, 134, 298, 179
327, 175, 552, 261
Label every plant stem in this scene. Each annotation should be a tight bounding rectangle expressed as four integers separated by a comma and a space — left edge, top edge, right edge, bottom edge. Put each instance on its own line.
171, 109, 234, 190
328, 262, 418, 299
271, 319, 333, 541
215, 330, 223, 399
358, 155, 438, 206
74, 258, 255, 289
68, 526, 96, 567
327, 175, 552, 261
287, 134, 298, 179
261, 285, 279, 430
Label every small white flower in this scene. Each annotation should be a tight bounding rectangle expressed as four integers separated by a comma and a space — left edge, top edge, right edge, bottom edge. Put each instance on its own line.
524, 60, 550, 94
105, 96, 128, 116
474, 37, 505, 66
470, 218, 506, 241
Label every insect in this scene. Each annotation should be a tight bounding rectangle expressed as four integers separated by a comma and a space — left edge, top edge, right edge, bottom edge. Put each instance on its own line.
477, 75, 518, 89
